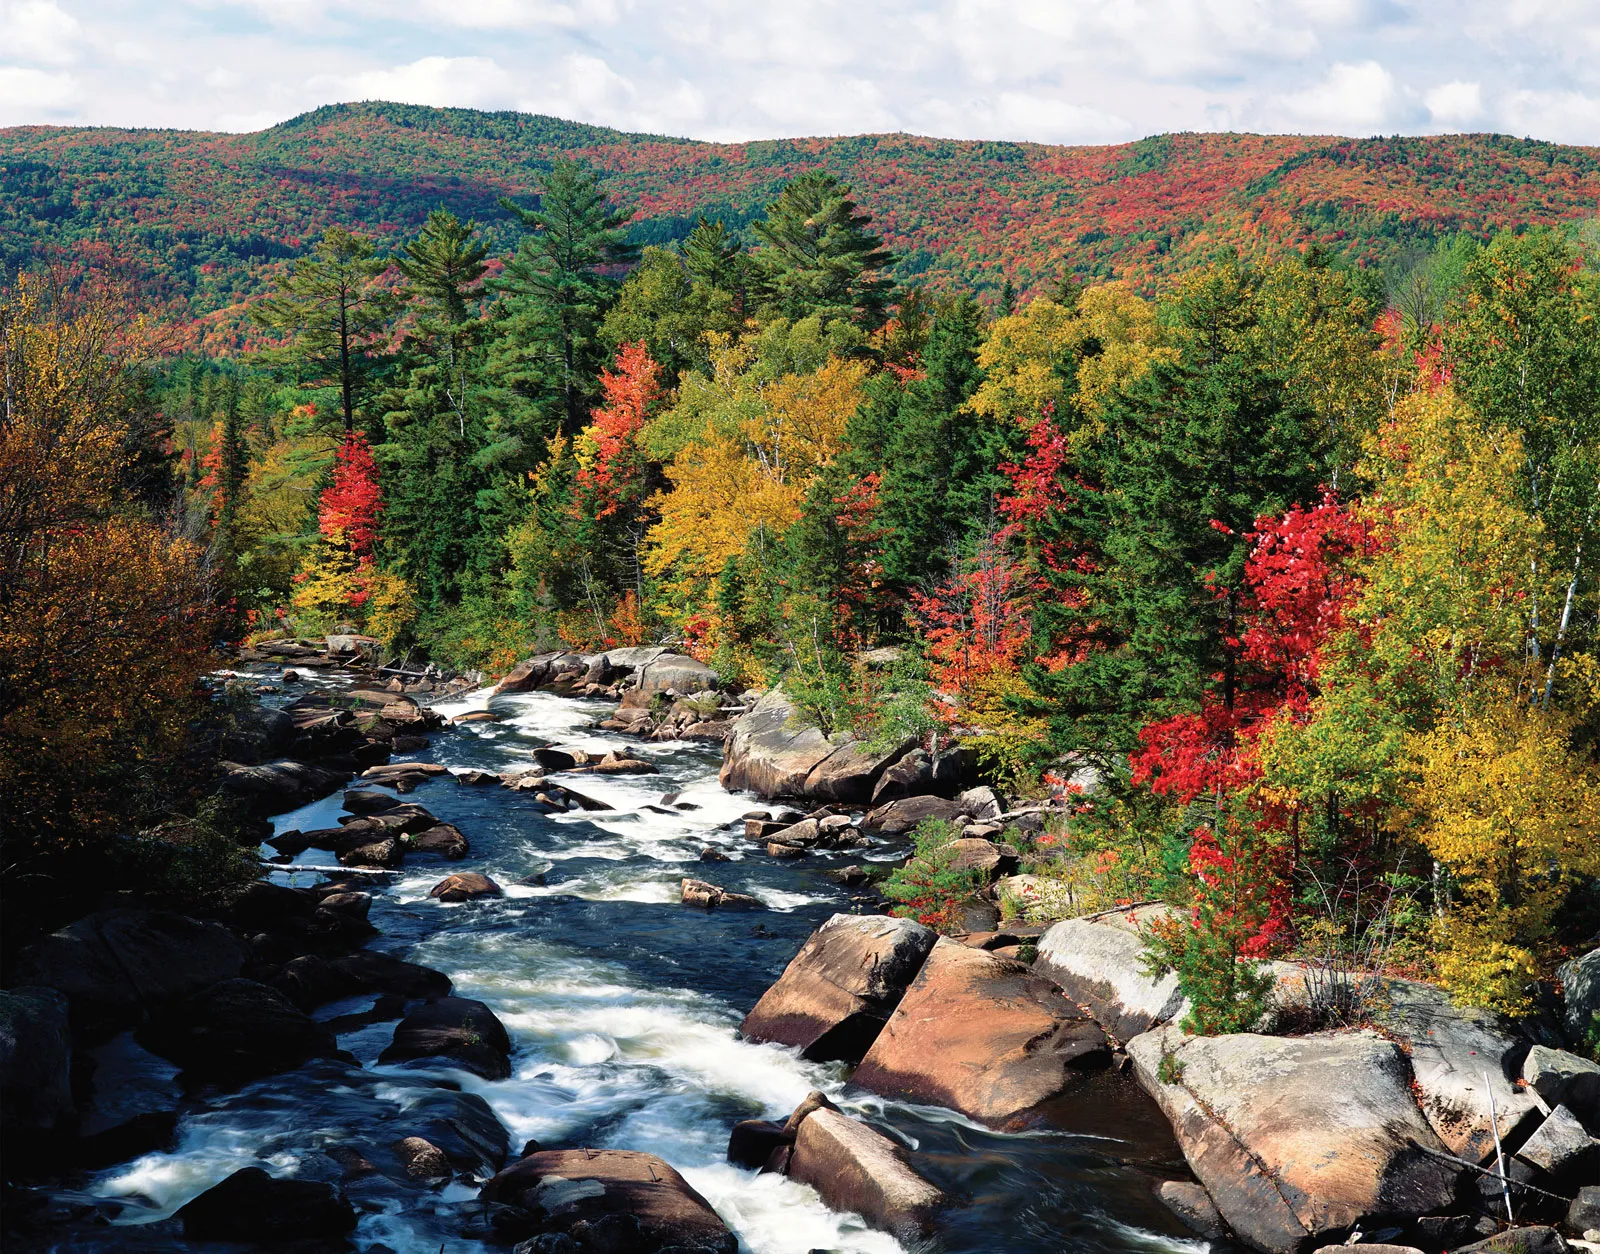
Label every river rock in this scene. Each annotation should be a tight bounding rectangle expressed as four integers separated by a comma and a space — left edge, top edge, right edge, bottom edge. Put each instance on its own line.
218, 757, 350, 812
1568, 1185, 1600, 1234
484, 1150, 736, 1252
219, 703, 296, 764
0, 987, 75, 1147
942, 836, 1017, 881
720, 688, 837, 797
344, 788, 403, 814
1453, 1228, 1571, 1254
955, 785, 1006, 820
1034, 905, 1186, 1044
801, 737, 917, 805
852, 937, 1110, 1128
1126, 1026, 1461, 1253
137, 978, 340, 1083
1523, 1045, 1600, 1123
395, 1135, 452, 1180
176, 1166, 356, 1241
741, 913, 937, 1062
1157, 1180, 1227, 1239
380, 997, 513, 1080
862, 794, 966, 835
339, 835, 403, 868
11, 908, 248, 1037
786, 1107, 945, 1242
409, 823, 470, 859
274, 950, 454, 1010
1372, 978, 1543, 1163
1514, 1104, 1599, 1185
1559, 947, 1599, 1053
680, 878, 763, 909
636, 651, 719, 694
430, 872, 503, 902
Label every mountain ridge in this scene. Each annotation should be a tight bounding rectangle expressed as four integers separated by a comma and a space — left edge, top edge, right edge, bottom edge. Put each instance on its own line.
4, 101, 1598, 351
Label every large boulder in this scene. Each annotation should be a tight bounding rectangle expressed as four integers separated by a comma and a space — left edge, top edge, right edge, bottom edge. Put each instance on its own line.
175, 1167, 356, 1241
636, 651, 719, 694
219, 703, 296, 764
481, 1149, 736, 1253
496, 652, 586, 695
137, 978, 340, 1084
869, 746, 969, 804
1034, 905, 1186, 1045
1372, 978, 1543, 1163
1126, 1026, 1461, 1253
786, 1107, 945, 1242
1522, 1045, 1600, 1124
0, 988, 74, 1146
1559, 947, 1599, 1055
380, 997, 513, 1080
272, 950, 453, 1011
11, 909, 248, 1037
217, 757, 350, 813
852, 937, 1111, 1128
720, 688, 837, 797
801, 737, 916, 805
741, 914, 936, 1062
861, 794, 967, 836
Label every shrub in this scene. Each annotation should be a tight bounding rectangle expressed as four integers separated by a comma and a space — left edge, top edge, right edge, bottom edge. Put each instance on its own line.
882, 818, 989, 932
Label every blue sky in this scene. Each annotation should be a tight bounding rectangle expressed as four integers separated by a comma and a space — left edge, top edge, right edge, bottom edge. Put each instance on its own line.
2, 0, 1598, 145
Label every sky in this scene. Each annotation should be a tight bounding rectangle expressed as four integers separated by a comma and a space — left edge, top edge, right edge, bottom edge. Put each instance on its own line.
1, 0, 1598, 146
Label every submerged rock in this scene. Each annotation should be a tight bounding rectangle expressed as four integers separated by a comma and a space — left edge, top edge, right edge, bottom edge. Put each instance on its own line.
740, 913, 936, 1062
137, 978, 340, 1084
851, 937, 1110, 1128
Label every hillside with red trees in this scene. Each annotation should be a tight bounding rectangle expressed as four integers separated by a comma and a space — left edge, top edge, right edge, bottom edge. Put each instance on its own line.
3, 102, 1598, 350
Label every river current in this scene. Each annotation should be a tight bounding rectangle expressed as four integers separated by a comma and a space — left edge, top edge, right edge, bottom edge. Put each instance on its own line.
76, 675, 1210, 1254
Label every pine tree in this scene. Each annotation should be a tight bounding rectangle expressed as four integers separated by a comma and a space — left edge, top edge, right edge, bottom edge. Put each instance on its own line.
251, 226, 398, 432
381, 210, 491, 609
752, 172, 896, 330
486, 160, 639, 444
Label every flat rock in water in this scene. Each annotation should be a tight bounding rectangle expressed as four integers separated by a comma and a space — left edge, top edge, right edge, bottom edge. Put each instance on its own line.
1126, 1025, 1461, 1254
741, 914, 936, 1063
137, 978, 339, 1083
862, 794, 966, 835
409, 823, 470, 859
851, 937, 1110, 1128
680, 878, 763, 909
480, 1149, 736, 1253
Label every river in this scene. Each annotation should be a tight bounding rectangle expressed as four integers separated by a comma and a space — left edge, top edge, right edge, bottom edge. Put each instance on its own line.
76, 674, 1210, 1254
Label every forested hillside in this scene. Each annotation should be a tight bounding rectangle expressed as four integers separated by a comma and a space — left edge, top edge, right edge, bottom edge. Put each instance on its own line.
4, 101, 1600, 351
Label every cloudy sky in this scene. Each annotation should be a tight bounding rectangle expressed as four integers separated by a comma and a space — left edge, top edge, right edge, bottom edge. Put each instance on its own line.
2, 0, 1598, 146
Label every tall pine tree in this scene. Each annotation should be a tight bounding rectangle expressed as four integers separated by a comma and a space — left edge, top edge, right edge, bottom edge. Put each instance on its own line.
752, 172, 896, 330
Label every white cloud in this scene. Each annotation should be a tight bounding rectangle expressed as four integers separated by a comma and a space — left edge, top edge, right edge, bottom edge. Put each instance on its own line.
1425, 80, 1482, 128
0, 0, 1597, 144
330, 55, 517, 110
1271, 59, 1403, 133
0, 64, 77, 119
0, 0, 82, 65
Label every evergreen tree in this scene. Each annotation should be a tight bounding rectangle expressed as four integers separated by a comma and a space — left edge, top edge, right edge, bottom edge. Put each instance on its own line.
1034, 265, 1326, 754
380, 209, 491, 609
486, 160, 638, 445
251, 226, 397, 432
752, 172, 896, 330
871, 296, 1011, 589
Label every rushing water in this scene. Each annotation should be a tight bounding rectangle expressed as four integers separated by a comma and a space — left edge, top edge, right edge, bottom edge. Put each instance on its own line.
75, 677, 1211, 1254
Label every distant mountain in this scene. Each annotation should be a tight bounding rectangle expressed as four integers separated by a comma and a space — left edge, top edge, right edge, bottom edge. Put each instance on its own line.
4, 101, 1598, 350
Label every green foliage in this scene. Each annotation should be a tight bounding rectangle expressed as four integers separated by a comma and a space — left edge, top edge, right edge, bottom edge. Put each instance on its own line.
752, 172, 896, 330
883, 819, 989, 932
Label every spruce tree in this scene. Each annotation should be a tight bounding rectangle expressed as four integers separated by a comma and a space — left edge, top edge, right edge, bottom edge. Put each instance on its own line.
380, 209, 491, 609
485, 160, 638, 444
752, 172, 896, 330
251, 226, 397, 432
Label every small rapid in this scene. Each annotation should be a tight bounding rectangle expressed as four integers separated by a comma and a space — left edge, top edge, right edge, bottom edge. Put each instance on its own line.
80, 680, 1209, 1254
